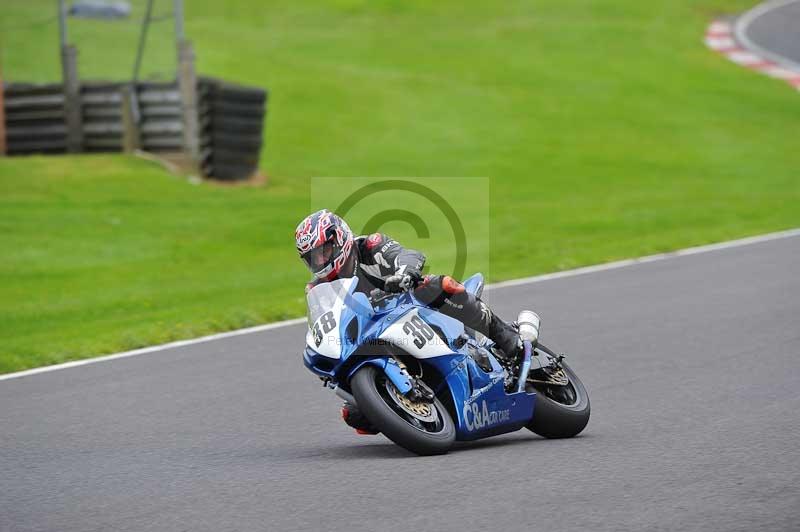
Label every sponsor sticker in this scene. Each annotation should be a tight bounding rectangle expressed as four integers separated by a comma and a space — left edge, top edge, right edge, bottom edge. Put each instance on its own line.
366, 233, 383, 249
463, 400, 511, 431
298, 232, 313, 249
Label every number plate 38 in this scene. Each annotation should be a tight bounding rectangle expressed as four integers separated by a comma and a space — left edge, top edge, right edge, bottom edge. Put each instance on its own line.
379, 309, 453, 359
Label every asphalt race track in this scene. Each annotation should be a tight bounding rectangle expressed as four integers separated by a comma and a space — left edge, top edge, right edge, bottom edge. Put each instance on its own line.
741, 0, 800, 65
2, 232, 799, 532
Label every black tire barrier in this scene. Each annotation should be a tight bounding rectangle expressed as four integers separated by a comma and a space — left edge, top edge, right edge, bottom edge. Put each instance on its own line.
141, 135, 184, 151
3, 78, 267, 178
199, 99, 265, 119
82, 107, 122, 119
140, 120, 183, 135
204, 147, 261, 166
5, 83, 64, 97
3, 83, 68, 155
7, 138, 68, 153
83, 123, 123, 135
198, 76, 266, 104
6, 109, 66, 122
140, 104, 182, 118
197, 76, 266, 180
208, 130, 262, 149
7, 124, 68, 138
200, 114, 263, 135
83, 141, 122, 151
84, 136, 123, 149
4, 94, 65, 109
201, 162, 257, 181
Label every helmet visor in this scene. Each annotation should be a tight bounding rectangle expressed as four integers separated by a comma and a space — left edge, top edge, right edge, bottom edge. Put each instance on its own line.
301, 240, 340, 277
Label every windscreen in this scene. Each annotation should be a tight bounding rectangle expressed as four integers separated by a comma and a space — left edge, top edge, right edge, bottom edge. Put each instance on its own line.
306, 277, 357, 326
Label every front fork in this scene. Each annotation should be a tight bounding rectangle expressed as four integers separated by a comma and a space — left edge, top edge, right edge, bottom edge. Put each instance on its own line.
344, 356, 415, 397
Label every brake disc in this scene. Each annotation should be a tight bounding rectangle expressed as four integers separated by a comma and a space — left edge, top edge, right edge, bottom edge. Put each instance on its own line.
385, 380, 439, 423
529, 367, 569, 386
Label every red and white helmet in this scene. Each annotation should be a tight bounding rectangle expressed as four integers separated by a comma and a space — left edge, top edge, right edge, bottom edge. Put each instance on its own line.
295, 209, 355, 280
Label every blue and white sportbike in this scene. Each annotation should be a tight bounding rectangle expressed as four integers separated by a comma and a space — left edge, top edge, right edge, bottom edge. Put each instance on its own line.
303, 274, 590, 455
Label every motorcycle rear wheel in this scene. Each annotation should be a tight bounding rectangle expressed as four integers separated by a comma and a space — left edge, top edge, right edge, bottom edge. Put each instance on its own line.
526, 360, 590, 439
351, 365, 455, 456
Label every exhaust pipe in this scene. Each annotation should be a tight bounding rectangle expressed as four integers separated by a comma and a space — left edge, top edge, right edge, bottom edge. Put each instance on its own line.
517, 310, 541, 345
516, 310, 541, 393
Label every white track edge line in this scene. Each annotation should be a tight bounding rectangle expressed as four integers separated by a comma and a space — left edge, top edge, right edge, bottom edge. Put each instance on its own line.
486, 227, 800, 290
734, 0, 800, 72
0, 318, 307, 382
2, 227, 799, 382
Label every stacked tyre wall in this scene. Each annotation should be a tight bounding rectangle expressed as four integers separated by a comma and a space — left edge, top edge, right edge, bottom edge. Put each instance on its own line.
198, 77, 267, 181
3, 84, 68, 155
1, 77, 267, 181
81, 82, 184, 153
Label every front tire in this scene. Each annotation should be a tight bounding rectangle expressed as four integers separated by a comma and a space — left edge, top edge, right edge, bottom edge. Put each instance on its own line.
350, 365, 455, 456
526, 361, 590, 438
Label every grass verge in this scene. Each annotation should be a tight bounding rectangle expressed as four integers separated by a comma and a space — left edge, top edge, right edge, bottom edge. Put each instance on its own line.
1, 0, 799, 373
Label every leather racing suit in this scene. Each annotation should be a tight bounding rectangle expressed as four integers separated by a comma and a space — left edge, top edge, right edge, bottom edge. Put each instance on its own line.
305, 233, 521, 358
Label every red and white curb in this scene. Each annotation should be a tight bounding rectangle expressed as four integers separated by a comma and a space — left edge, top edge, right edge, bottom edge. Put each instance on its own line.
705, 19, 800, 91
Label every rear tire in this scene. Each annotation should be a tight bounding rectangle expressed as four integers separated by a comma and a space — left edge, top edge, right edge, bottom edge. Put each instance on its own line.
351, 365, 455, 455
526, 361, 590, 439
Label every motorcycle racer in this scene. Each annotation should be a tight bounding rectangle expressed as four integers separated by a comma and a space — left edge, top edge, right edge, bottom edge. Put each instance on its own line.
295, 208, 526, 434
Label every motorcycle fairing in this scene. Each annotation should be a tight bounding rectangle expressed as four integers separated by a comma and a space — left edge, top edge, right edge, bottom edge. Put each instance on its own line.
418, 340, 536, 440
462, 272, 484, 298
377, 308, 454, 359
303, 276, 537, 440
346, 356, 414, 395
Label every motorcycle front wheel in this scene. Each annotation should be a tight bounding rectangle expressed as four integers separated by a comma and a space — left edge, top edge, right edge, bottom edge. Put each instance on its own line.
350, 365, 455, 456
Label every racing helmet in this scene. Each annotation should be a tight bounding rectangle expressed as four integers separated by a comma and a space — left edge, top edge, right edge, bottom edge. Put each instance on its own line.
295, 209, 355, 280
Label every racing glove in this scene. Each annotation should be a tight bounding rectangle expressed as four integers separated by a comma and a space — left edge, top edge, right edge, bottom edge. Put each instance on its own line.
384, 267, 422, 293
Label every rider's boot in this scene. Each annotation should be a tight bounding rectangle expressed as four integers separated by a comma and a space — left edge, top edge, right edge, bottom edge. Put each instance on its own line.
341, 402, 379, 435
488, 313, 524, 362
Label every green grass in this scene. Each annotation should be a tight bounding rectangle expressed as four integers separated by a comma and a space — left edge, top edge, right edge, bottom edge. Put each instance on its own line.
1, 0, 799, 373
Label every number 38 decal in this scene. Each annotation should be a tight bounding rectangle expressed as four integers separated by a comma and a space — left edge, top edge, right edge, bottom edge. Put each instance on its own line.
402, 315, 435, 348
312, 311, 337, 347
